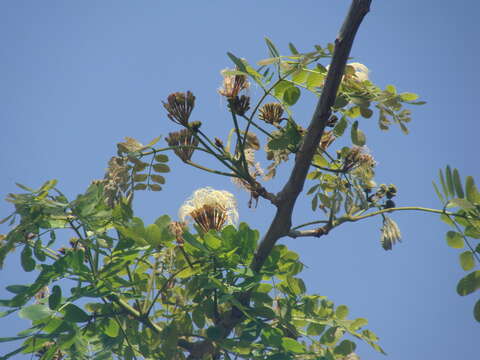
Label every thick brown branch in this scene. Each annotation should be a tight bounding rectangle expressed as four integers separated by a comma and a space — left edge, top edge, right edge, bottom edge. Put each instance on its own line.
251, 0, 372, 272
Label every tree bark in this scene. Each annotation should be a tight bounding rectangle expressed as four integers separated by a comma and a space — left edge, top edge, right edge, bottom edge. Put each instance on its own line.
251, 0, 372, 272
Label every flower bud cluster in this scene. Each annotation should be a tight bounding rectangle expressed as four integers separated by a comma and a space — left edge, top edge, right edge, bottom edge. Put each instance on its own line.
162, 91, 196, 127
165, 129, 199, 162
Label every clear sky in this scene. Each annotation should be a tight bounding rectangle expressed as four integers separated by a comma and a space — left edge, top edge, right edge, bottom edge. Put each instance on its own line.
0, 1, 478, 359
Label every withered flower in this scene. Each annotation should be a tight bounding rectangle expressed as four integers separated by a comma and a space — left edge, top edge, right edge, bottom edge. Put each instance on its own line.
343, 146, 376, 171
165, 129, 199, 162
346, 62, 369, 82
258, 103, 285, 126
218, 69, 250, 98
228, 95, 251, 116
168, 221, 187, 246
179, 187, 238, 233
34, 286, 50, 303
101, 156, 130, 208
319, 131, 336, 151
381, 216, 402, 250
162, 91, 195, 127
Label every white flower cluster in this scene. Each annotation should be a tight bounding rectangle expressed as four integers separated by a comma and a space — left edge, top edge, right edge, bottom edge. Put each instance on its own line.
179, 187, 239, 226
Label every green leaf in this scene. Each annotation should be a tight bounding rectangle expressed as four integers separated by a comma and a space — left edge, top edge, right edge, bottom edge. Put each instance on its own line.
306, 71, 324, 88
257, 57, 280, 66
206, 326, 222, 340
446, 231, 464, 249
133, 174, 148, 182
150, 174, 165, 184
460, 251, 475, 271
447, 198, 474, 210
104, 318, 120, 338
452, 168, 464, 198
350, 317, 368, 330
474, 299, 480, 322
283, 86, 301, 106
192, 307, 205, 328
133, 183, 147, 191
465, 176, 480, 203
281, 337, 305, 354
286, 277, 306, 295
438, 169, 449, 199
49, 285, 61, 310
333, 95, 349, 109
333, 116, 348, 137
335, 305, 349, 320
351, 121, 366, 146
204, 232, 222, 250
33, 239, 46, 262
306, 323, 325, 336
19, 304, 53, 321
227, 52, 248, 73
267, 123, 301, 150
264, 37, 280, 58
149, 184, 162, 191
20, 245, 35, 272
291, 69, 309, 84
152, 163, 170, 173
5, 285, 29, 294
445, 166, 455, 197
63, 303, 90, 323
360, 107, 373, 119
456, 270, 480, 296
400, 92, 419, 101
145, 224, 162, 246
465, 226, 480, 239
155, 154, 169, 162
432, 182, 445, 203
385, 84, 397, 95
334, 340, 356, 356
289, 42, 299, 54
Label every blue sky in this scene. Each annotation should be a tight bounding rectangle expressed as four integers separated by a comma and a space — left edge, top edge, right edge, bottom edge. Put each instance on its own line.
0, 1, 478, 359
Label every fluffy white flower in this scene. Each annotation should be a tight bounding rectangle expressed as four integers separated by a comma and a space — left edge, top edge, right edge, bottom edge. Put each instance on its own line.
179, 187, 239, 232
348, 62, 369, 82
326, 62, 369, 82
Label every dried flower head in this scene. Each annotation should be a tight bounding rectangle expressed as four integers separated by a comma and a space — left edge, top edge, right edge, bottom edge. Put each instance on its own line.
346, 62, 369, 82
117, 137, 144, 155
35, 286, 50, 303
231, 149, 264, 190
344, 146, 376, 171
258, 103, 284, 126
99, 156, 131, 208
179, 187, 238, 233
218, 69, 250, 98
165, 129, 199, 162
319, 131, 336, 151
163, 91, 195, 127
228, 95, 251, 116
381, 216, 402, 250
168, 221, 188, 246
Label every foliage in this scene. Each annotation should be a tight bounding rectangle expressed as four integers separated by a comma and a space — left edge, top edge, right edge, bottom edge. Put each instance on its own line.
0, 12, 476, 360
433, 166, 480, 322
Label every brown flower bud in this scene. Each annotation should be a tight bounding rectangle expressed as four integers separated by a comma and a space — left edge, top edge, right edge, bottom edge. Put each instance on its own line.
165, 129, 199, 162
258, 103, 284, 125
162, 91, 195, 127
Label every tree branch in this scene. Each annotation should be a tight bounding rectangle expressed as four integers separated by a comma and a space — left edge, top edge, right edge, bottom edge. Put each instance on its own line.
183, 2, 373, 358
251, 0, 372, 272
